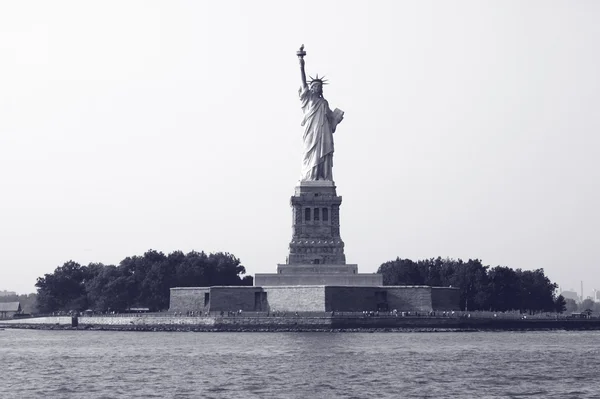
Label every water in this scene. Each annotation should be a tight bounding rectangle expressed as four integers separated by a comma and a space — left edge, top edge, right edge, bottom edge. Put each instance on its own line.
1, 330, 599, 398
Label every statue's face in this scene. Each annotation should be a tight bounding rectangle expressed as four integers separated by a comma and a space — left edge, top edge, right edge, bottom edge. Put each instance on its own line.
310, 82, 323, 95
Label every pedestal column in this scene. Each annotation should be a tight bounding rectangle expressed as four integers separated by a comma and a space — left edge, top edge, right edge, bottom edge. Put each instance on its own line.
287, 180, 346, 265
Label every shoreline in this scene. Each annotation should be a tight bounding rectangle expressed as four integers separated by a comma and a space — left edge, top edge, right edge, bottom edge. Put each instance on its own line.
2, 325, 479, 333
3, 316, 600, 332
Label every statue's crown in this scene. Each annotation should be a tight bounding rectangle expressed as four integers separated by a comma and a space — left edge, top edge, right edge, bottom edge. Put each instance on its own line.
309, 74, 328, 85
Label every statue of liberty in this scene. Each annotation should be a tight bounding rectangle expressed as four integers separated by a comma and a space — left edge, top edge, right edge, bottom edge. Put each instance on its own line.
297, 45, 344, 181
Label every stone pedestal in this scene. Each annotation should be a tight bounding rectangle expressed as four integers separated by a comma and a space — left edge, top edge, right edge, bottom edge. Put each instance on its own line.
253, 180, 383, 287
277, 264, 358, 274
287, 180, 346, 265
253, 273, 383, 286
254, 261, 383, 286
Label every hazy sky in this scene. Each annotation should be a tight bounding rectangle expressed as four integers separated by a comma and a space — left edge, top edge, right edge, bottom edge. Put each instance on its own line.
1, 1, 599, 295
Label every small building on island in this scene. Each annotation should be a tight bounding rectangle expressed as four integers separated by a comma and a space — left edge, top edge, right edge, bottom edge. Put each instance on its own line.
0, 302, 22, 319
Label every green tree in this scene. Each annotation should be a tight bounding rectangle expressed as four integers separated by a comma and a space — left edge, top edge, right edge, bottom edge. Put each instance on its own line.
241, 275, 254, 286
85, 265, 130, 312
487, 266, 520, 311
417, 258, 443, 287
206, 252, 247, 286
35, 249, 252, 312
378, 258, 423, 285
515, 269, 557, 313
554, 295, 567, 313
378, 257, 559, 312
35, 261, 90, 313
140, 258, 173, 310
118, 249, 168, 308
174, 250, 209, 287
564, 298, 578, 313
579, 298, 595, 313
447, 259, 489, 311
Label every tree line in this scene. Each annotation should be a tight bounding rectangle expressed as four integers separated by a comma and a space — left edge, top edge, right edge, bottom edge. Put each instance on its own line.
35, 250, 252, 313
378, 257, 565, 313
31, 251, 584, 314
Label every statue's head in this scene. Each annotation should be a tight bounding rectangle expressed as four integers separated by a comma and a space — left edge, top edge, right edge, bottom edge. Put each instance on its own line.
310, 81, 323, 95
309, 74, 327, 96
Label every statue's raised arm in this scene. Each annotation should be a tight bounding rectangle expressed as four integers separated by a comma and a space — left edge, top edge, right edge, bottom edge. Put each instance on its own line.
297, 44, 307, 89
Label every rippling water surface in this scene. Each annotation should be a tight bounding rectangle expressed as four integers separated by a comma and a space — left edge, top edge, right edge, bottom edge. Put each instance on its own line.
1, 329, 599, 398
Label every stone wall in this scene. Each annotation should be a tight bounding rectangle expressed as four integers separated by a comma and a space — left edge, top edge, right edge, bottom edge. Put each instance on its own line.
324, 287, 380, 311
323, 286, 448, 312
171, 286, 328, 313
217, 315, 332, 329
264, 286, 326, 312
329, 316, 463, 329
169, 287, 210, 313
169, 285, 460, 313
79, 316, 215, 326
385, 286, 433, 312
209, 287, 263, 312
431, 287, 461, 311
0, 316, 72, 325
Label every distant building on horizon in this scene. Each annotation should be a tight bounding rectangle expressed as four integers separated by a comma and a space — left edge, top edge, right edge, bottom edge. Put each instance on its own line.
0, 290, 17, 297
560, 290, 579, 302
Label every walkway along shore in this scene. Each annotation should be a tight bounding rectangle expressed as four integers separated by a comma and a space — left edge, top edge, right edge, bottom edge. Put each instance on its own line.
3, 313, 600, 332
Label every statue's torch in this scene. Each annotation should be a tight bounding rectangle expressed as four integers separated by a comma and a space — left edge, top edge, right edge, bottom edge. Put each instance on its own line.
297, 44, 306, 59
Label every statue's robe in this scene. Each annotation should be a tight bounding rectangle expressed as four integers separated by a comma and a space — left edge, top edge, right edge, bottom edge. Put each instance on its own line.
299, 86, 341, 181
